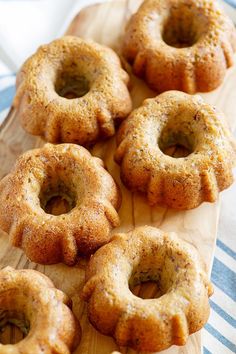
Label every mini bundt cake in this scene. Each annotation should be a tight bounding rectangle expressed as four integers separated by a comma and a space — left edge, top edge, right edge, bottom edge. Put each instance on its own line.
82, 226, 213, 352
0, 266, 80, 353
122, 0, 236, 93
115, 91, 236, 210
0, 143, 121, 265
14, 36, 132, 145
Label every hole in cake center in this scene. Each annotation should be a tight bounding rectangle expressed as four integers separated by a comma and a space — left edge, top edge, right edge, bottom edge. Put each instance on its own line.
129, 266, 168, 300
162, 5, 206, 48
128, 247, 184, 300
130, 281, 163, 299
39, 180, 76, 216
55, 72, 89, 99
159, 124, 196, 158
0, 310, 30, 344
44, 195, 75, 215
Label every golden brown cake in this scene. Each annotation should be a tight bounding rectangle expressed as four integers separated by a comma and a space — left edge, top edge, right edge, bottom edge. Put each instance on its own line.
82, 226, 213, 352
0, 143, 121, 265
122, 0, 236, 93
115, 91, 236, 210
14, 36, 132, 145
0, 266, 80, 353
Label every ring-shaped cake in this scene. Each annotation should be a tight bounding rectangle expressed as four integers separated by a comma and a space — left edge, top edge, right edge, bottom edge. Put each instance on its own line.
122, 0, 236, 93
0, 143, 121, 265
115, 91, 236, 209
14, 36, 132, 145
82, 226, 213, 352
0, 267, 80, 353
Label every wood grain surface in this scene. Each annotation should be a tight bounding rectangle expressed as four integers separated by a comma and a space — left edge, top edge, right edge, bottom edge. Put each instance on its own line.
0, 0, 236, 353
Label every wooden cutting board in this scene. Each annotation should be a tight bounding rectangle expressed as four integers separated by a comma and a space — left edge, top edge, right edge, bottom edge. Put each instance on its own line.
0, 0, 236, 353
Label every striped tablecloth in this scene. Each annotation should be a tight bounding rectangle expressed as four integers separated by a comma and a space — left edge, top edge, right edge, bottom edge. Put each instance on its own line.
0, 1, 235, 353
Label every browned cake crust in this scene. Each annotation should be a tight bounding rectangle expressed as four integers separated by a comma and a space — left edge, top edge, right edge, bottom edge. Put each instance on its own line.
0, 266, 81, 353
122, 0, 236, 93
14, 36, 132, 145
115, 91, 236, 210
82, 226, 213, 352
0, 143, 121, 265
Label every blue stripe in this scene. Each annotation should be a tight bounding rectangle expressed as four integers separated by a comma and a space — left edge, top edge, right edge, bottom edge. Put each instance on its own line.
0, 85, 15, 112
203, 347, 212, 354
212, 258, 236, 301
223, 0, 236, 8
217, 239, 236, 261
210, 299, 236, 328
205, 323, 236, 352
0, 73, 16, 79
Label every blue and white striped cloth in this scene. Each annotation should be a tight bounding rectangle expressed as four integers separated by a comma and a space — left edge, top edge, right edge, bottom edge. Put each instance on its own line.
0, 1, 235, 353
0, 73, 15, 123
